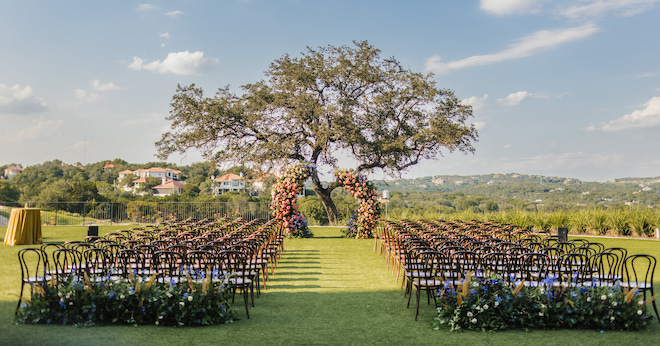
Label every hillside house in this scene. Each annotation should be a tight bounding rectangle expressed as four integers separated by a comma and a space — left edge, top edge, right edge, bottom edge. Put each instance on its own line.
153, 180, 186, 197
212, 173, 247, 196
3, 166, 23, 179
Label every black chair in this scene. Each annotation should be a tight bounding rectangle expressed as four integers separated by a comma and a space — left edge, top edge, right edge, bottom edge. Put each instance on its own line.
407, 251, 444, 321
218, 250, 253, 319
622, 254, 659, 323
558, 253, 590, 287
519, 252, 551, 286
590, 251, 619, 286
153, 250, 185, 284
52, 248, 83, 283
82, 248, 113, 279
16, 248, 51, 315
186, 250, 215, 280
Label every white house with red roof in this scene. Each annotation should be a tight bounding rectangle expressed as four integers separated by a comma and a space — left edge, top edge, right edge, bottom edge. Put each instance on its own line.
117, 167, 183, 196
153, 180, 186, 197
212, 173, 247, 196
3, 166, 23, 179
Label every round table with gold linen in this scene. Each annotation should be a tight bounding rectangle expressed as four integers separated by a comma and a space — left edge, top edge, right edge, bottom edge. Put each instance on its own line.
3, 208, 43, 246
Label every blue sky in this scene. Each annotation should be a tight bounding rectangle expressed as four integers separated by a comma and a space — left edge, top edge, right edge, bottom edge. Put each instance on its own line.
1, 0, 659, 182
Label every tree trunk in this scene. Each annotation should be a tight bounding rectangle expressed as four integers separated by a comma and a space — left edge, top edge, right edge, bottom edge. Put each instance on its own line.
315, 186, 338, 224
310, 171, 339, 224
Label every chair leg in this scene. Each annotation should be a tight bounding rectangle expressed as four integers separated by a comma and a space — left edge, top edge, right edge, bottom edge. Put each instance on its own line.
415, 286, 421, 321
15, 283, 25, 316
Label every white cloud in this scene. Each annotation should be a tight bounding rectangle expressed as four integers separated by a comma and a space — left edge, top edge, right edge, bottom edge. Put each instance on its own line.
137, 4, 156, 11
91, 79, 120, 91
498, 91, 531, 106
74, 89, 101, 102
165, 10, 184, 18
0, 119, 63, 145
160, 32, 170, 39
462, 94, 489, 111
480, 0, 540, 15
472, 121, 487, 131
425, 24, 600, 74
593, 96, 660, 131
559, 0, 660, 19
0, 84, 47, 114
128, 51, 219, 75
502, 144, 512, 149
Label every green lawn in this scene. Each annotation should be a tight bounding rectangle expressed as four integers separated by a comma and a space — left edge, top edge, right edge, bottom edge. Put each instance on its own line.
0, 226, 658, 345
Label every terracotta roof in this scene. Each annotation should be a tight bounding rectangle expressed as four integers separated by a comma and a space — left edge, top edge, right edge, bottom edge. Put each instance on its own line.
133, 177, 148, 183
154, 180, 185, 188
118, 170, 134, 174
4, 166, 23, 172
214, 173, 244, 182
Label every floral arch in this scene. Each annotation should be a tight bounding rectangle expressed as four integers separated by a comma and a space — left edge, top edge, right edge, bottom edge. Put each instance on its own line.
271, 163, 381, 238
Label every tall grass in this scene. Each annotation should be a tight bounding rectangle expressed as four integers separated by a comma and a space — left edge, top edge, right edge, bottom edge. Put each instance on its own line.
394, 207, 660, 237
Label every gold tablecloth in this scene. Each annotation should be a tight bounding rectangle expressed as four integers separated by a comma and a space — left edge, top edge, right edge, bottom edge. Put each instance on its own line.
3, 208, 43, 246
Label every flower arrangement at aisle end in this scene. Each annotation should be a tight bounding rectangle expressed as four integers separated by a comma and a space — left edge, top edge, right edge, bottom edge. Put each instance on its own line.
335, 169, 380, 239
271, 162, 315, 238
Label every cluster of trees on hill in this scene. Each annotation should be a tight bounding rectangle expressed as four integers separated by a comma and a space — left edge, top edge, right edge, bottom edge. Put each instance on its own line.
0, 159, 269, 207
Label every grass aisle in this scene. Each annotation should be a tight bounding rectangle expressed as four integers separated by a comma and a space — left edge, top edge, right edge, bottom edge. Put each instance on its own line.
0, 226, 658, 345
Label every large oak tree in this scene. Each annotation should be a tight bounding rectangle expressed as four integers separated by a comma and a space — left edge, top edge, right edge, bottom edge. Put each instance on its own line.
156, 41, 478, 222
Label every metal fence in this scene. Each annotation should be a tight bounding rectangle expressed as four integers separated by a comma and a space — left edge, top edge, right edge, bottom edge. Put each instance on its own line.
0, 201, 272, 226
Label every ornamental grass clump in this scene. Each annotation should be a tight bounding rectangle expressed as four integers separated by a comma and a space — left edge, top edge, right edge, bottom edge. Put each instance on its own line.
433, 273, 654, 332
16, 271, 236, 327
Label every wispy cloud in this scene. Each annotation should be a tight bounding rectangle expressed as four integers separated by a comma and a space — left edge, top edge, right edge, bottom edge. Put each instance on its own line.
480, 0, 540, 15
160, 32, 170, 39
0, 84, 47, 114
0, 119, 63, 144
425, 24, 600, 74
498, 91, 531, 106
588, 96, 660, 131
91, 79, 120, 91
165, 10, 184, 18
462, 94, 489, 111
74, 89, 101, 102
137, 4, 156, 12
559, 0, 660, 19
472, 121, 487, 131
128, 51, 219, 75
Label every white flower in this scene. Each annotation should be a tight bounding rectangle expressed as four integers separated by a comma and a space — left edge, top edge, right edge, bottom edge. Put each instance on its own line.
601, 295, 607, 301
608, 293, 613, 297
637, 310, 643, 315
610, 316, 615, 321
494, 301, 499, 307
180, 301, 185, 306
587, 297, 591, 302
612, 301, 618, 307
119, 294, 125, 300
155, 321, 159, 325
467, 311, 473, 317
539, 312, 544, 317
188, 296, 193, 301
638, 300, 644, 306
471, 318, 477, 324
483, 305, 488, 310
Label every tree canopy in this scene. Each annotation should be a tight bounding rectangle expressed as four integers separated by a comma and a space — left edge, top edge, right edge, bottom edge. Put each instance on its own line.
156, 40, 478, 221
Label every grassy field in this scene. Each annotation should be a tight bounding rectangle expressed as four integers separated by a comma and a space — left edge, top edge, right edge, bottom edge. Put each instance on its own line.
0, 226, 658, 345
